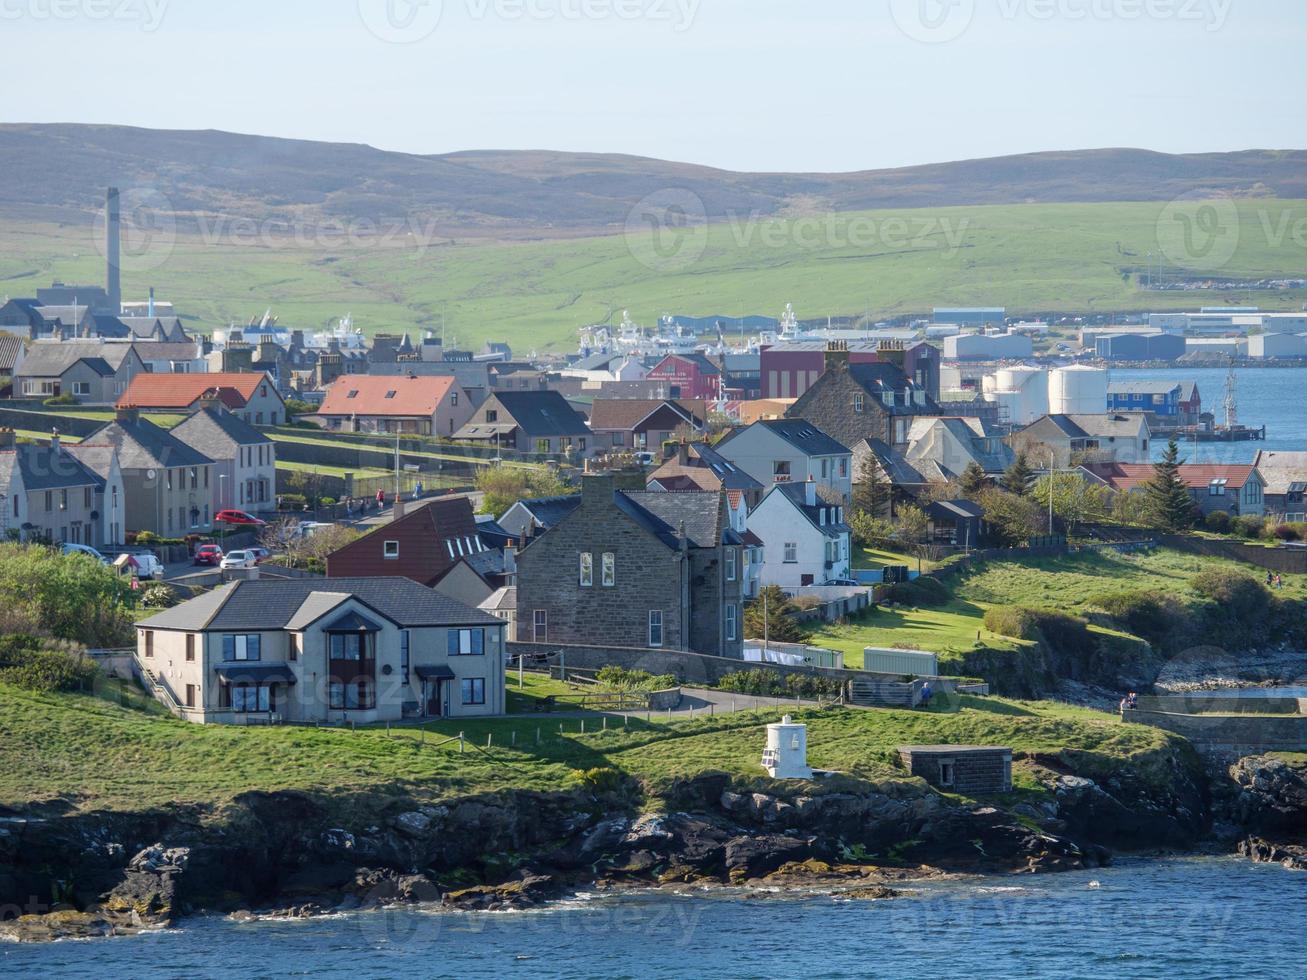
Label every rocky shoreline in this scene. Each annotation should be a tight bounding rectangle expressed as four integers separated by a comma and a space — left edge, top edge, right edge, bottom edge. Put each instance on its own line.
1, 749, 1302, 944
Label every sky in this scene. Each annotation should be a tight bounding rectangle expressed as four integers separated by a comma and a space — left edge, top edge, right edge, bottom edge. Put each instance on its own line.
1, 0, 1304, 172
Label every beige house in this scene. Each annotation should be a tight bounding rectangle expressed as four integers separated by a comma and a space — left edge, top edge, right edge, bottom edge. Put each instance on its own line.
70, 409, 215, 536
15, 341, 145, 404
135, 578, 506, 724
171, 406, 276, 516
0, 431, 125, 547
317, 373, 474, 436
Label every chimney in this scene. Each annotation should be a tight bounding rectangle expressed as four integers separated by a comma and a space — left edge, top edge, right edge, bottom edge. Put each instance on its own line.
503, 543, 517, 582
50, 429, 60, 455
824, 340, 850, 373
582, 471, 616, 505
805, 475, 817, 507
677, 441, 690, 466
105, 187, 122, 314
877, 339, 906, 370
147, 286, 155, 319
0, 428, 14, 450
117, 406, 140, 426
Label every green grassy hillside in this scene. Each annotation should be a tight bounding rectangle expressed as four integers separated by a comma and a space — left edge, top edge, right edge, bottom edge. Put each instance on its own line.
4, 197, 1305, 353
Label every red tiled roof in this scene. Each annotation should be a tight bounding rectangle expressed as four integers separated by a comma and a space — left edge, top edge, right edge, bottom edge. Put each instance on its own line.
1093, 462, 1258, 492
318, 374, 457, 418
117, 372, 272, 410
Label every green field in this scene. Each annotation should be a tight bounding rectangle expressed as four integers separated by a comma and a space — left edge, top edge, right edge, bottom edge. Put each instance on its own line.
0, 675, 1175, 815
4, 199, 1305, 353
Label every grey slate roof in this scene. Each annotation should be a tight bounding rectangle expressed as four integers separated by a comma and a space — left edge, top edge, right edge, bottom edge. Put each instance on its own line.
78, 416, 212, 470
618, 490, 738, 549
504, 495, 583, 531
722, 418, 851, 458
16, 341, 136, 379
847, 363, 938, 413
139, 577, 501, 632
771, 483, 849, 539
170, 407, 272, 460
0, 335, 25, 372
487, 390, 589, 437
685, 442, 764, 491
0, 444, 104, 492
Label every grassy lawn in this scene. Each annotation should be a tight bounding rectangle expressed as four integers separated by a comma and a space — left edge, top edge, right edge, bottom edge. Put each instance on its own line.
0, 673, 1182, 815
268, 431, 536, 470
276, 461, 411, 481
853, 544, 923, 571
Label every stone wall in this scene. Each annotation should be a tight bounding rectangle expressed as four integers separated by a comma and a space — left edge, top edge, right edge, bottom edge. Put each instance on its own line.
1160, 534, 1307, 575
0, 406, 103, 438
1135, 695, 1306, 716
899, 747, 1013, 795
1128, 709, 1307, 756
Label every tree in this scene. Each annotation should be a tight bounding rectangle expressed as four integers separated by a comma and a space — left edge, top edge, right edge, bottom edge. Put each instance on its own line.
0, 544, 133, 647
891, 503, 935, 571
976, 488, 1044, 547
743, 585, 802, 643
1032, 472, 1113, 537
853, 453, 892, 518
849, 511, 894, 549
475, 464, 575, 517
261, 518, 309, 569
1143, 438, 1197, 531
1002, 451, 1035, 496
958, 462, 988, 500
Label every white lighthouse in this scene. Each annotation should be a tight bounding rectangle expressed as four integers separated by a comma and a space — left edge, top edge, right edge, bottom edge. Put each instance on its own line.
761, 715, 812, 779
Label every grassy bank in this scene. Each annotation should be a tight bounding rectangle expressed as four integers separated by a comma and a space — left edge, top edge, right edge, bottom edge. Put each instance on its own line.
0, 677, 1178, 816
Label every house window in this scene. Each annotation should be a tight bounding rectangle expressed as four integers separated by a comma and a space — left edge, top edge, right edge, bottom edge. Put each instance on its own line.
486, 410, 498, 423
231, 684, 272, 713
1209, 479, 1228, 497
533, 610, 548, 642
448, 629, 485, 656
783, 542, 798, 563
222, 635, 262, 661
773, 461, 791, 482
185, 634, 195, 662
839, 458, 848, 478
84, 487, 93, 508
461, 677, 486, 706
185, 684, 196, 708
72, 381, 91, 397
144, 630, 154, 658
854, 393, 865, 413
384, 540, 400, 559
725, 604, 738, 641
579, 552, 593, 586
602, 552, 615, 587
725, 549, 736, 582
450, 392, 459, 406
329, 632, 376, 708
648, 610, 664, 648
44, 490, 52, 512
289, 634, 299, 661
398, 630, 410, 684
535, 439, 550, 454
612, 432, 625, 447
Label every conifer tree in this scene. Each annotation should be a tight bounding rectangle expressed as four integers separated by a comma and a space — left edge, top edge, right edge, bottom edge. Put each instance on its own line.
1144, 438, 1197, 531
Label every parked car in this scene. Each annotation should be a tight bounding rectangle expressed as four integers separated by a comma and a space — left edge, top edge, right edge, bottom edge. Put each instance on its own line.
219, 550, 257, 570
193, 544, 224, 566
247, 546, 271, 564
293, 521, 336, 539
215, 509, 268, 527
823, 578, 862, 588
61, 543, 108, 564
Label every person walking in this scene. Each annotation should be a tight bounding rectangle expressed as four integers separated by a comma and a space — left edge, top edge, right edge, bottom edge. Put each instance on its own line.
376, 488, 385, 510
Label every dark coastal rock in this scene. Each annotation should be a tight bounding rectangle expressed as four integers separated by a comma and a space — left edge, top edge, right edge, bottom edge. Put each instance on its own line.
723, 834, 813, 881
1228, 755, 1307, 839
441, 873, 559, 911
1237, 836, 1307, 871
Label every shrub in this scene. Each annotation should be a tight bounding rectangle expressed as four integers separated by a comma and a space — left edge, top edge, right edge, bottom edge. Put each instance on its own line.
1204, 511, 1232, 534
982, 606, 1040, 641
140, 583, 177, 609
595, 666, 676, 692
1191, 567, 1270, 620
1032, 609, 1096, 657
1093, 590, 1179, 644
319, 497, 337, 507
42, 393, 79, 406
568, 767, 625, 794
134, 530, 159, 545
1231, 515, 1266, 539
885, 576, 950, 608
715, 668, 841, 700
279, 493, 307, 510
0, 637, 99, 693
1273, 524, 1300, 542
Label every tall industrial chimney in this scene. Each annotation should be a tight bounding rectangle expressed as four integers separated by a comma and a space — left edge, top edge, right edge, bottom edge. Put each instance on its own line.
105, 187, 121, 315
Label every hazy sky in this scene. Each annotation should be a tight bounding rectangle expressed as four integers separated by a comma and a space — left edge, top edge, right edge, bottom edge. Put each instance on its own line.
3, 0, 1303, 171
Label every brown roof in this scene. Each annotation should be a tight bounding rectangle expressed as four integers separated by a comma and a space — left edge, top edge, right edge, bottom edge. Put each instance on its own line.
318, 374, 458, 418
588, 398, 705, 432
325, 496, 482, 587
118, 371, 273, 409
1090, 462, 1259, 492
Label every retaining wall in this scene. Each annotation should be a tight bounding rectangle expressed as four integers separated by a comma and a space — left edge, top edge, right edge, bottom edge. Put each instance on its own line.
1127, 709, 1307, 756
1160, 534, 1307, 575
1136, 695, 1306, 716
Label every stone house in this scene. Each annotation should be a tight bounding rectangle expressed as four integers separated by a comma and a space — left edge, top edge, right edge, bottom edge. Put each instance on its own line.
170, 406, 277, 516
514, 471, 745, 657
785, 344, 940, 450
135, 578, 506, 724
316, 373, 474, 437
15, 341, 145, 404
0, 430, 124, 547
454, 390, 592, 457
899, 745, 1013, 794
70, 409, 215, 537
715, 418, 854, 503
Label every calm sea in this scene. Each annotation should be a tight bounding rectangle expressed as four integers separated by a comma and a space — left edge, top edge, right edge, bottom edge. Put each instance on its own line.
5, 857, 1305, 979
1108, 366, 1307, 462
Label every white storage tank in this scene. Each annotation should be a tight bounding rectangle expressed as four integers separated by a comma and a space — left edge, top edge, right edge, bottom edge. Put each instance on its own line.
761, 715, 812, 779
984, 366, 1049, 425
1049, 365, 1108, 415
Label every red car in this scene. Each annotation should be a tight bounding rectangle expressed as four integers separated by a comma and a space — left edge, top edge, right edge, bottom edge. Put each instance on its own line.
193, 544, 224, 566
215, 509, 267, 527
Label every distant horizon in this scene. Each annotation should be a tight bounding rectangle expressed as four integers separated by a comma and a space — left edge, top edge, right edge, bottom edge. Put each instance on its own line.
3, 120, 1303, 177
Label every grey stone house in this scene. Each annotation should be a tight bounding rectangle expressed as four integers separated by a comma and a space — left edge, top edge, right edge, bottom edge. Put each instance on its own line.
0, 430, 125, 547
514, 471, 745, 657
15, 341, 145, 404
70, 409, 215, 537
454, 390, 592, 457
786, 344, 940, 450
170, 406, 276, 516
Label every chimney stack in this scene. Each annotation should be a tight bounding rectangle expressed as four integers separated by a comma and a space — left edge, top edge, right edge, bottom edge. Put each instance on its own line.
824, 340, 850, 373
0, 428, 15, 450
805, 475, 817, 507
106, 187, 122, 315
117, 406, 140, 426
50, 429, 60, 455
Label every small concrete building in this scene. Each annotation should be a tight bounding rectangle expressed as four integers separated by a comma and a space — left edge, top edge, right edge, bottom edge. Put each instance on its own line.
899, 745, 1012, 794
762, 715, 812, 779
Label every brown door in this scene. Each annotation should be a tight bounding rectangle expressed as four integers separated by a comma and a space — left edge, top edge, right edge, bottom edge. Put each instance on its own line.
426, 681, 443, 717
185, 684, 196, 707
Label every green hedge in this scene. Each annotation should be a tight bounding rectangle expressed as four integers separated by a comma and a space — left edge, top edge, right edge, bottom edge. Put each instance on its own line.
715, 668, 843, 700
982, 605, 1094, 654
885, 576, 951, 608
0, 635, 100, 693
